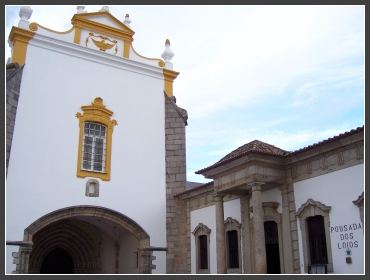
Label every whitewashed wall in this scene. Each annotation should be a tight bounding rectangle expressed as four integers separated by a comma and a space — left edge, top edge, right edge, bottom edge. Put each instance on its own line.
190, 198, 242, 274
6, 36, 166, 273
294, 164, 364, 274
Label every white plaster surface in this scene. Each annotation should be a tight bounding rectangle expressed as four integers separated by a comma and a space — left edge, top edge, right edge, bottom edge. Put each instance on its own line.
294, 164, 364, 274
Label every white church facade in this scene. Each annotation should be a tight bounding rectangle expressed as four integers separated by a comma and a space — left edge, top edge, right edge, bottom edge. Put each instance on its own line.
6, 6, 364, 274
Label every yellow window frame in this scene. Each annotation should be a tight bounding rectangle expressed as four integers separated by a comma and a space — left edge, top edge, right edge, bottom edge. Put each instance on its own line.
76, 97, 117, 181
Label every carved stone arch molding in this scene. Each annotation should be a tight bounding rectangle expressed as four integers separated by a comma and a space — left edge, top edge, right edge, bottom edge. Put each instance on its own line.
192, 223, 211, 274
352, 192, 364, 232
22, 206, 151, 274
224, 217, 242, 274
295, 199, 333, 273
28, 219, 102, 274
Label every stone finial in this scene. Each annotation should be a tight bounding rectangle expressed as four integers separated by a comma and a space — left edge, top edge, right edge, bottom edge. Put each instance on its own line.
123, 14, 131, 27
161, 39, 174, 70
99, 6, 110, 13
18, 6, 33, 29
76, 6, 87, 14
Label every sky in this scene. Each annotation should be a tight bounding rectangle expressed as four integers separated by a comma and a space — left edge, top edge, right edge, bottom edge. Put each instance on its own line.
5, 5, 365, 184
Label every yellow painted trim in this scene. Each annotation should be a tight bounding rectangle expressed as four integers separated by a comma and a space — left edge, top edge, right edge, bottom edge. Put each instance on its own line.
72, 11, 135, 34
163, 68, 180, 97
74, 26, 82, 44
29, 22, 75, 34
76, 97, 117, 181
8, 26, 35, 66
130, 44, 165, 67
123, 40, 131, 58
71, 15, 134, 44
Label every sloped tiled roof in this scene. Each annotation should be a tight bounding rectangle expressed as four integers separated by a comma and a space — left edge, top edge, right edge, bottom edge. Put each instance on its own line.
174, 181, 213, 197
195, 140, 290, 174
195, 126, 364, 174
288, 125, 364, 156
186, 181, 204, 190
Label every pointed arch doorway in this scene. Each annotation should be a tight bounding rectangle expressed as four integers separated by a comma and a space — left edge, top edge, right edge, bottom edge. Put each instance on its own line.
40, 247, 74, 274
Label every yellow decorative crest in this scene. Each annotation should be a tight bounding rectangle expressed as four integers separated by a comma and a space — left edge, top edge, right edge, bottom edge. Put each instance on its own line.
85, 32, 118, 54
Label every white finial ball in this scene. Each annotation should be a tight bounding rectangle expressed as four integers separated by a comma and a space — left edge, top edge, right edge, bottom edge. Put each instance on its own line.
19, 6, 33, 21
76, 6, 87, 14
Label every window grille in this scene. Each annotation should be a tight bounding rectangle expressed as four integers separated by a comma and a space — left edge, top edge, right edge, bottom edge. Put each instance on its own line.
82, 122, 106, 172
307, 215, 328, 265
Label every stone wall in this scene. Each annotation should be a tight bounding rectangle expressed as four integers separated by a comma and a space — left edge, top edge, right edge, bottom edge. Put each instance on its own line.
6, 63, 24, 177
164, 94, 189, 273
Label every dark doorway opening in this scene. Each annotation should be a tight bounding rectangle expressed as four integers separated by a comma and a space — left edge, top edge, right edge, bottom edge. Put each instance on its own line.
40, 247, 74, 274
264, 221, 281, 274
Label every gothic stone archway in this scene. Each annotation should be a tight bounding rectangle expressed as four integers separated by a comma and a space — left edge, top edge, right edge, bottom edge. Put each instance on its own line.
16, 206, 153, 274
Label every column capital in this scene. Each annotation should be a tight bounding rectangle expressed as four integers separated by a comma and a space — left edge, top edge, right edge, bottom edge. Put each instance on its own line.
278, 183, 289, 194
213, 193, 225, 202
240, 192, 251, 201
248, 182, 264, 192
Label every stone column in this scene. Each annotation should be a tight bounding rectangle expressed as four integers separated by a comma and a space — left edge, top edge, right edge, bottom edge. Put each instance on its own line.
240, 193, 252, 274
20, 247, 32, 274
250, 182, 266, 274
138, 249, 151, 274
215, 194, 227, 274
279, 184, 294, 274
115, 240, 120, 274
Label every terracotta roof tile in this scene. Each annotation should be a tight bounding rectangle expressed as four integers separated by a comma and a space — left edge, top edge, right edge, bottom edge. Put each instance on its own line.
195, 140, 290, 174
174, 181, 213, 197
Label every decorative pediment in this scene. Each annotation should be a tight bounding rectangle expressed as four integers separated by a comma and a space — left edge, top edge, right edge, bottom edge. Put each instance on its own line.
352, 191, 364, 208
296, 198, 331, 219
192, 223, 211, 236
224, 217, 241, 232
76, 97, 117, 128
71, 11, 135, 36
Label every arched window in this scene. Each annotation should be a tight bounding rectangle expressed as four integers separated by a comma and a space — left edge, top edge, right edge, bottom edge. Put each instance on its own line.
192, 223, 211, 274
296, 199, 333, 273
224, 217, 241, 273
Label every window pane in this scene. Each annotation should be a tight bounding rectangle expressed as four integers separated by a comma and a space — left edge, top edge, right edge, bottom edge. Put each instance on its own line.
81, 122, 107, 173
199, 235, 208, 269
93, 162, 102, 171
307, 215, 328, 264
84, 136, 92, 145
83, 160, 91, 169
228, 230, 239, 268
